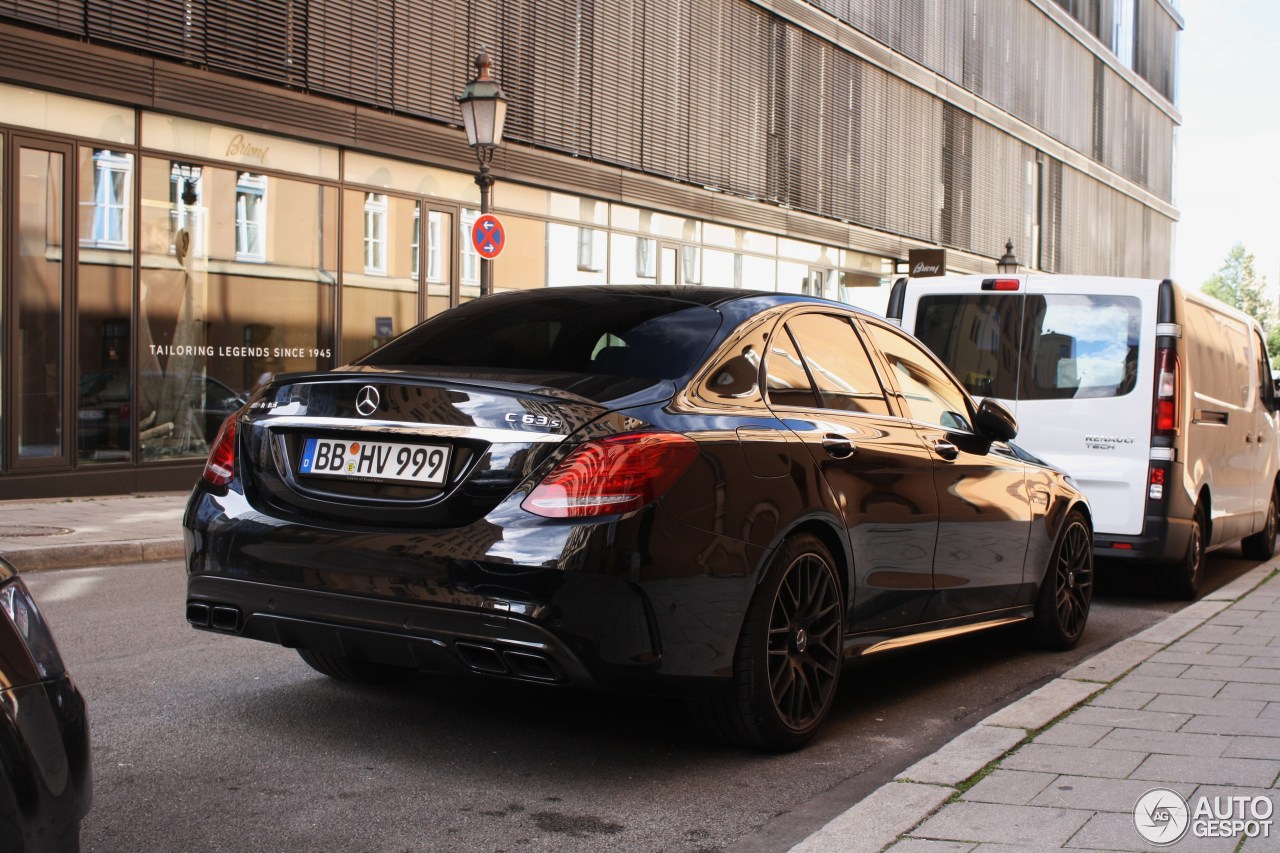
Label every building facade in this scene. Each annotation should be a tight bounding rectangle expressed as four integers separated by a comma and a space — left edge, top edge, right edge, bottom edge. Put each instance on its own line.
0, 0, 1180, 497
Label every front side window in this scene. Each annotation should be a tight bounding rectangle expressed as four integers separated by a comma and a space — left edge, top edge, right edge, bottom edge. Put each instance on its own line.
865, 321, 973, 431
235, 172, 267, 261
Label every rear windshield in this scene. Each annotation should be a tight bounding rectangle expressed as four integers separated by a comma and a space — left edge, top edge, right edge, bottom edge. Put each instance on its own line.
359, 291, 723, 380
915, 293, 1141, 400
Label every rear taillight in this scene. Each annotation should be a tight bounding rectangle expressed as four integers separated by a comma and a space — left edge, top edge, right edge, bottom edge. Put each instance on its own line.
981, 278, 1021, 291
202, 415, 238, 486
522, 432, 699, 518
1154, 347, 1179, 436
1149, 464, 1167, 501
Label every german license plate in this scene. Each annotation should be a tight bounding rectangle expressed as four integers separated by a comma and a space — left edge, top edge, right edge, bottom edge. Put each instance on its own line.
298, 437, 450, 485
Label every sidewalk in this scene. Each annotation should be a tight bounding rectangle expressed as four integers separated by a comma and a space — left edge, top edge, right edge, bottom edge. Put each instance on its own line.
792, 559, 1280, 852
2, 495, 1277, 851
0, 492, 189, 570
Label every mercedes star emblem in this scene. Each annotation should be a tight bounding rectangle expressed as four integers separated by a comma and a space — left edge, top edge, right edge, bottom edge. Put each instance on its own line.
355, 385, 380, 417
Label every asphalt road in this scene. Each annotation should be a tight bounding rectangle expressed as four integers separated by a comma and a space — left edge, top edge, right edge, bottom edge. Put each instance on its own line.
25, 549, 1259, 853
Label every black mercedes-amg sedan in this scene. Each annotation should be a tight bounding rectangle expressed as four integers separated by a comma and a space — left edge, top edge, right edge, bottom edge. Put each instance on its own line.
184, 286, 1093, 750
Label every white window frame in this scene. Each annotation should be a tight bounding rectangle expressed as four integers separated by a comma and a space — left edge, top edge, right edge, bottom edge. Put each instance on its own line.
83, 149, 132, 249
235, 172, 268, 262
461, 208, 479, 286
363, 192, 388, 275
426, 210, 443, 283
636, 236, 656, 278
577, 226, 605, 272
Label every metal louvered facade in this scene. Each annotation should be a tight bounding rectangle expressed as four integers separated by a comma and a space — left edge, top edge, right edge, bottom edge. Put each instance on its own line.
0, 0, 1178, 277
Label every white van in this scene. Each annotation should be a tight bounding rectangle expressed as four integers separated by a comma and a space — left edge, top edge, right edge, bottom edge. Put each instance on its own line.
887, 275, 1279, 598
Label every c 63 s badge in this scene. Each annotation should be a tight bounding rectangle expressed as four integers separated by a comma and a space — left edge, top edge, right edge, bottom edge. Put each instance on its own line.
505, 412, 563, 430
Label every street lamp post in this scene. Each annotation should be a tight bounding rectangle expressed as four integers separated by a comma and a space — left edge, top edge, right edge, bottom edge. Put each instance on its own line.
457, 50, 508, 298
997, 240, 1021, 275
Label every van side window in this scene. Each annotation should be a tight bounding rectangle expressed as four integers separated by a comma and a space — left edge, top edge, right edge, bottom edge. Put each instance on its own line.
864, 322, 973, 431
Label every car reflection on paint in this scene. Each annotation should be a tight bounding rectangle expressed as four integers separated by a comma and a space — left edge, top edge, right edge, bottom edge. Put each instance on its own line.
184, 286, 1093, 750
0, 556, 92, 850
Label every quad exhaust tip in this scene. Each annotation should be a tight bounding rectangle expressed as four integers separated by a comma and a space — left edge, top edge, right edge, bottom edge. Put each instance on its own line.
186, 601, 241, 633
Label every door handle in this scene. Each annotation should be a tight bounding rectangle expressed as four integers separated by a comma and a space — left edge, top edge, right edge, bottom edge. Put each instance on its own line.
821, 435, 856, 459
930, 440, 959, 461
1246, 434, 1254, 443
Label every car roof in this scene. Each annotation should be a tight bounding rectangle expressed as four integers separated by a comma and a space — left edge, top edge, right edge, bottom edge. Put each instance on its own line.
487, 284, 872, 315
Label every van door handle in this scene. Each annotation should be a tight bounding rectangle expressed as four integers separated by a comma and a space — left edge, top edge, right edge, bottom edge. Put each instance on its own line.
821, 435, 856, 459
930, 440, 959, 461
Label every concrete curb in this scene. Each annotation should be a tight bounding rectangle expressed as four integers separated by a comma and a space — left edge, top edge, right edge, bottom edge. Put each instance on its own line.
787, 559, 1280, 853
2, 539, 185, 572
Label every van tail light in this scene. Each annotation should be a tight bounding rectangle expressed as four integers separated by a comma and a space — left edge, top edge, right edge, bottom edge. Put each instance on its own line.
981, 278, 1020, 291
1153, 347, 1179, 436
522, 432, 699, 518
202, 415, 238, 486
1148, 464, 1168, 501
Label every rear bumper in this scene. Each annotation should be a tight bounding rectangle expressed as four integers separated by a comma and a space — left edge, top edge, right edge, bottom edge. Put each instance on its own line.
184, 484, 763, 691
1095, 512, 1192, 564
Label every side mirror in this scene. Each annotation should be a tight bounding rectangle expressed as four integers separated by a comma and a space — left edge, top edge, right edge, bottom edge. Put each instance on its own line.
974, 398, 1018, 442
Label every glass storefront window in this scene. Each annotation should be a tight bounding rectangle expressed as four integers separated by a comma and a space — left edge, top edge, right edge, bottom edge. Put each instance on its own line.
234, 173, 267, 261
342, 190, 417, 363
138, 157, 336, 461
77, 147, 135, 463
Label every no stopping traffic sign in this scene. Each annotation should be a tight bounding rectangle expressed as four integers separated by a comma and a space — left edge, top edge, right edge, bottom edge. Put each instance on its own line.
471, 214, 506, 258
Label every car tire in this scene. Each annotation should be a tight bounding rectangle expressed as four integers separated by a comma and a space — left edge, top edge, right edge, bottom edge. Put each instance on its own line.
692, 533, 844, 751
1032, 510, 1094, 650
1163, 503, 1206, 601
296, 648, 417, 684
1241, 488, 1278, 561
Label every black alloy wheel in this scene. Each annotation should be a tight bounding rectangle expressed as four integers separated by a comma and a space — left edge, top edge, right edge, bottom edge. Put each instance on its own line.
1033, 510, 1093, 650
693, 533, 844, 751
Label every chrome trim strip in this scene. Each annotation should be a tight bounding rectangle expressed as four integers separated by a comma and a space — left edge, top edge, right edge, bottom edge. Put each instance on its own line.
859, 616, 1027, 656
260, 416, 567, 443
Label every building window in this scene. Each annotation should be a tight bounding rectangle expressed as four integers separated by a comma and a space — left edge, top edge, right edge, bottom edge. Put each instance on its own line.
235, 172, 267, 261
364, 192, 388, 275
682, 246, 701, 284
410, 204, 421, 281
461, 208, 479, 286
169, 162, 205, 258
84, 150, 132, 248
577, 227, 605, 272
426, 210, 443, 283
636, 237, 656, 278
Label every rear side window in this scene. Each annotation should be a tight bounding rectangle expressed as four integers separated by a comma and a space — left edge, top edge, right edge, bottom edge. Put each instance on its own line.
360, 292, 722, 380
915, 293, 1140, 400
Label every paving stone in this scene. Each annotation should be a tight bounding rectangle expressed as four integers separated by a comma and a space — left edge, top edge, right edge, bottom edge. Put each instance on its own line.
1219, 682, 1280, 703
1214, 643, 1280, 659
1211, 611, 1263, 626
1182, 713, 1280, 737
910, 801, 1092, 847
1223, 735, 1280, 760
1093, 728, 1229, 758
1150, 650, 1249, 667
1068, 811, 1238, 852
1131, 753, 1280, 787
1167, 641, 1219, 654
1246, 656, 1280, 669
962, 770, 1057, 806
886, 840, 976, 853
1144, 693, 1268, 718
1183, 625, 1247, 644
1089, 690, 1156, 710
1036, 723, 1110, 748
1116, 674, 1225, 697
789, 782, 954, 853
1183, 664, 1280, 685
1137, 602, 1231, 645
972, 845, 1107, 853
1232, 628, 1280, 644
1262, 703, 1280, 720
1029, 775, 1196, 813
1002, 743, 1147, 778
1069, 705, 1191, 732
1131, 661, 1189, 678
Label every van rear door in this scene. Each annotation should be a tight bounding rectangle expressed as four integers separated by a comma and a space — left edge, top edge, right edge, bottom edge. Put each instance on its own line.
902, 275, 1154, 537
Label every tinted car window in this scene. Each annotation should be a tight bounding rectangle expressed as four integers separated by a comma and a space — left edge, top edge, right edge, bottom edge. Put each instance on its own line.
361, 292, 723, 380
765, 326, 819, 408
915, 293, 1141, 400
865, 322, 973, 431
786, 314, 890, 415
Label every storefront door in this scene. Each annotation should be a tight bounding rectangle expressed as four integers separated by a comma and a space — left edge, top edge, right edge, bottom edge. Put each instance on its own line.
5, 137, 74, 470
